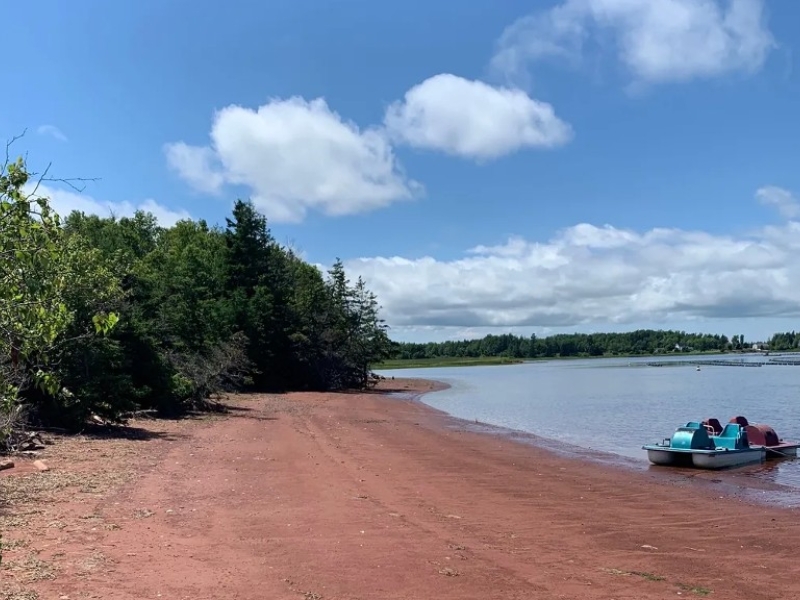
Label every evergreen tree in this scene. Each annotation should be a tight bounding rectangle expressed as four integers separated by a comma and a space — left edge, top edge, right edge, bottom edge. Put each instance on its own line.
224, 200, 285, 389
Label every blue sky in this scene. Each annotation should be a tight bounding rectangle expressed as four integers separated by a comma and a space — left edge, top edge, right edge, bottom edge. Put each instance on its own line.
5, 0, 800, 342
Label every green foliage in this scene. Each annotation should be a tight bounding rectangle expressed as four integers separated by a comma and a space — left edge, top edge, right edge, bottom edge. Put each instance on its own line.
221, 202, 391, 392
1, 157, 120, 432
768, 331, 800, 351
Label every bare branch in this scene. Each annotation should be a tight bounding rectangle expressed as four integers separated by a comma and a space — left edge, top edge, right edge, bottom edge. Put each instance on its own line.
39, 174, 101, 194
26, 161, 51, 199
26, 160, 101, 198
3, 129, 27, 174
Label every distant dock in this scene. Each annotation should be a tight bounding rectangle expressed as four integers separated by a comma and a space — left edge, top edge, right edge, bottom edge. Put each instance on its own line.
635, 358, 800, 368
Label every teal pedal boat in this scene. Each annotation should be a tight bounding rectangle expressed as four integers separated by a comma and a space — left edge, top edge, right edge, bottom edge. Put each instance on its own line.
643, 421, 765, 469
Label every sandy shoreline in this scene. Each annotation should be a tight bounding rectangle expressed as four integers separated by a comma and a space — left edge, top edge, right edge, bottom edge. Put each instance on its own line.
3, 377, 800, 599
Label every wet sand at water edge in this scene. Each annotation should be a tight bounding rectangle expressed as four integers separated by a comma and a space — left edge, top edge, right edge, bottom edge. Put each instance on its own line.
2, 377, 800, 599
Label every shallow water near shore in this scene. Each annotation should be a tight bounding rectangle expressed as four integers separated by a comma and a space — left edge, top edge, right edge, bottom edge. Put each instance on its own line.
376, 354, 800, 499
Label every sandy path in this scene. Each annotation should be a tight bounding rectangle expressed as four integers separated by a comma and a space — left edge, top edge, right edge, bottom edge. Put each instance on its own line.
4, 379, 800, 599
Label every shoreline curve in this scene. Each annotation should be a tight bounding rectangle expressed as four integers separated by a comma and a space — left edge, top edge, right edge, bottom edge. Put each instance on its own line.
391, 376, 800, 508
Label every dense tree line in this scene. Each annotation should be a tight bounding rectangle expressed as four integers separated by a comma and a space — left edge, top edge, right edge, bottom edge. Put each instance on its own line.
768, 332, 800, 351
390, 330, 750, 360
1, 157, 391, 441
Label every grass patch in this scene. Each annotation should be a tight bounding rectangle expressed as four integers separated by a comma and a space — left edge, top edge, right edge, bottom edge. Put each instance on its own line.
0, 537, 30, 552
604, 568, 711, 595
677, 583, 712, 596
374, 356, 524, 370
0, 469, 134, 509
74, 549, 111, 577
603, 568, 666, 581
0, 586, 39, 600
2, 553, 57, 582
134, 507, 155, 519
631, 571, 666, 582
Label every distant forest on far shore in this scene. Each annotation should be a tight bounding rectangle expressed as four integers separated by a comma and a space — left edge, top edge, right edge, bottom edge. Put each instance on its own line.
389, 330, 800, 360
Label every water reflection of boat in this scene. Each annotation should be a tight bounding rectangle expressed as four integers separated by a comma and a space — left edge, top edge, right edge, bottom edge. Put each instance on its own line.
643, 422, 764, 469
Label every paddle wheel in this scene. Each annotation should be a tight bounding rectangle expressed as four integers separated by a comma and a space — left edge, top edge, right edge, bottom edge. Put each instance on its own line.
726, 416, 782, 449
712, 416, 800, 458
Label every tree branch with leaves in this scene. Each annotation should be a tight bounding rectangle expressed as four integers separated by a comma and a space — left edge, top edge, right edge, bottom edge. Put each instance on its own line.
0, 155, 119, 441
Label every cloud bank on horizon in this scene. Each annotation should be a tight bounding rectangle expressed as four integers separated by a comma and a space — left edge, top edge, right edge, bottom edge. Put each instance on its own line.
344, 189, 800, 340
31, 184, 191, 228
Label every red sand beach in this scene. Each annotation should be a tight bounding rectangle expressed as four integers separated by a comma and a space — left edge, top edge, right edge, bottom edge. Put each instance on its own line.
2, 378, 800, 599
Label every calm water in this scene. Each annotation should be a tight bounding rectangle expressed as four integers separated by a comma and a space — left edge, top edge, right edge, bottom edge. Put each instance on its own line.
376, 355, 800, 495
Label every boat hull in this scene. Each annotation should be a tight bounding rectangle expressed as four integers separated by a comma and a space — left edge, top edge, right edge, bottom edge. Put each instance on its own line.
762, 443, 800, 459
643, 446, 765, 469
691, 448, 765, 469
646, 448, 692, 466
646, 448, 675, 465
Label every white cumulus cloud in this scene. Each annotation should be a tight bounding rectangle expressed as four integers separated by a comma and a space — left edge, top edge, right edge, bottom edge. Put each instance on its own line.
36, 125, 68, 142
346, 191, 800, 334
165, 97, 420, 223
383, 74, 573, 160
756, 186, 799, 219
28, 184, 191, 227
164, 143, 224, 194
492, 0, 775, 86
